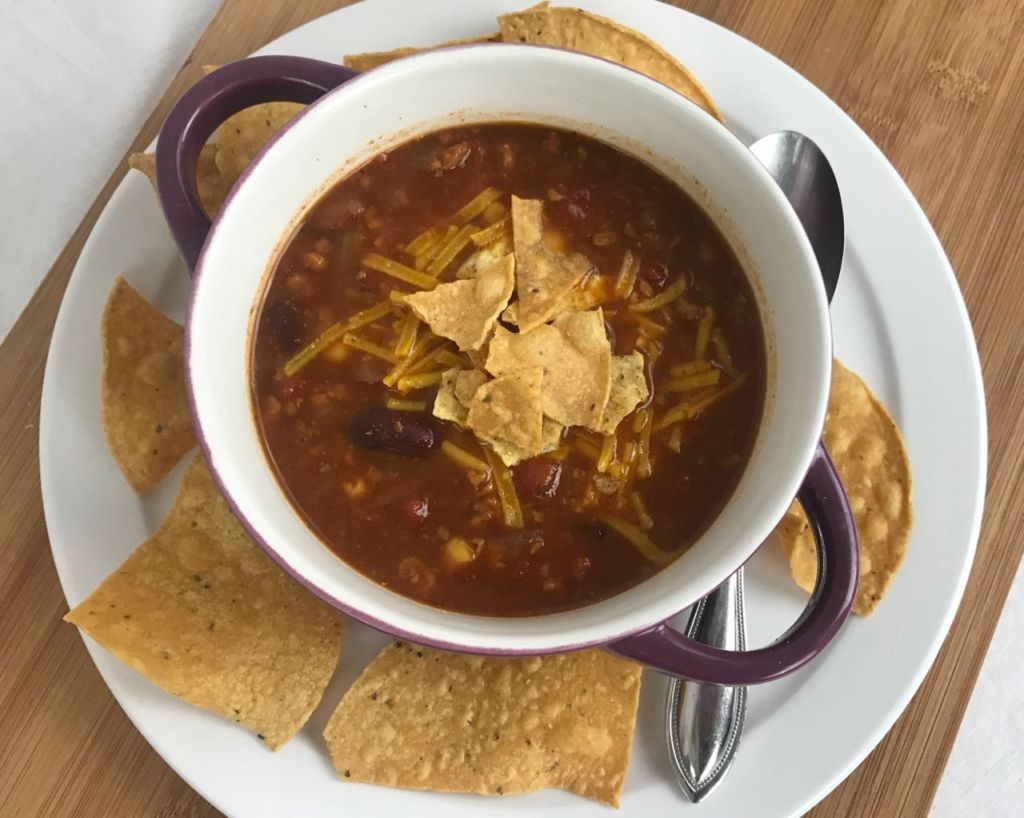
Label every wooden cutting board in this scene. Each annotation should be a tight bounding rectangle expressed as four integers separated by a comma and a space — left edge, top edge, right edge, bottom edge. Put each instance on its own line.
2, 1, 1021, 815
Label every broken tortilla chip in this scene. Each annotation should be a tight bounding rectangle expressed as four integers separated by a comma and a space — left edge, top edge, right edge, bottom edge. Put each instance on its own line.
65, 456, 344, 749
343, 33, 500, 71
467, 367, 545, 461
486, 310, 612, 429
488, 417, 566, 467
433, 368, 489, 427
540, 417, 566, 453
455, 368, 490, 405
128, 153, 158, 186
501, 273, 614, 326
129, 145, 228, 219
596, 351, 650, 435
432, 369, 466, 426
456, 233, 512, 279
776, 359, 913, 615
465, 346, 489, 371
511, 196, 593, 332
404, 253, 515, 350
214, 102, 305, 190
498, 3, 723, 122
323, 641, 641, 806
101, 278, 195, 493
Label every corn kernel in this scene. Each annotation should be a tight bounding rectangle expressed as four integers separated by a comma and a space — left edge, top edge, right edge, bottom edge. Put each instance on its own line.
444, 537, 476, 567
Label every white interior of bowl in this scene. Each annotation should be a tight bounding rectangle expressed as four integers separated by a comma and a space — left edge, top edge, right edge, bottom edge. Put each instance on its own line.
187, 45, 829, 652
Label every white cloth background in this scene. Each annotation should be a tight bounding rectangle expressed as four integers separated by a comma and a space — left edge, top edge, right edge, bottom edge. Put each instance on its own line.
0, 1, 1019, 815
0, 0, 219, 338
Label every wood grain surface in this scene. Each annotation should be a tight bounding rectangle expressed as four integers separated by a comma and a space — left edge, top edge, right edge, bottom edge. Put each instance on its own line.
1, 1, 1021, 815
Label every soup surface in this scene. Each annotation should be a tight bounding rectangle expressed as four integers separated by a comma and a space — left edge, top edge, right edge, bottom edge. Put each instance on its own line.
251, 123, 765, 616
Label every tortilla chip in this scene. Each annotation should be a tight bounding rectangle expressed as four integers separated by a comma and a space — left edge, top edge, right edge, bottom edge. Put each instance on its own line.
434, 367, 557, 462
65, 457, 344, 748
196, 146, 229, 216
323, 641, 641, 806
455, 368, 490, 405
433, 368, 468, 426
776, 360, 913, 615
344, 33, 501, 71
488, 417, 566, 467
465, 346, 489, 370
498, 3, 723, 122
596, 352, 649, 434
129, 146, 228, 219
128, 153, 157, 186
486, 310, 612, 429
101, 278, 195, 493
404, 253, 515, 351
214, 102, 305, 190
511, 196, 593, 332
540, 417, 566, 452
467, 367, 545, 461
456, 234, 512, 279
433, 368, 489, 427
502, 273, 615, 326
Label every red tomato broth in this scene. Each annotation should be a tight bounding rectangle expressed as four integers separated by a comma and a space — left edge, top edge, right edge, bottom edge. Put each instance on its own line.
251, 123, 765, 616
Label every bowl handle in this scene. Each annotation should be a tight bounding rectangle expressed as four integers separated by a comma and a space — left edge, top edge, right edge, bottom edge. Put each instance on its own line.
610, 442, 859, 684
155, 56, 358, 272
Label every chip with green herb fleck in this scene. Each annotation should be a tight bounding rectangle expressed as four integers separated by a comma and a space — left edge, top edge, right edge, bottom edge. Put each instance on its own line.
65, 456, 344, 749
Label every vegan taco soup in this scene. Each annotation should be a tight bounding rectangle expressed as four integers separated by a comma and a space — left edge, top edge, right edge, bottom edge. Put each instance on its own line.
250, 123, 765, 616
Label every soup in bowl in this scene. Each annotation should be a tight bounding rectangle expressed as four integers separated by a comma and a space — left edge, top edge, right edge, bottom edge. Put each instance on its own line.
252, 122, 766, 616
156, 46, 857, 683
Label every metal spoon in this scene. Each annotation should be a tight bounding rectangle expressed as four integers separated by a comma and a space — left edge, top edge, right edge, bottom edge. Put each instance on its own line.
751, 131, 844, 302
665, 130, 844, 803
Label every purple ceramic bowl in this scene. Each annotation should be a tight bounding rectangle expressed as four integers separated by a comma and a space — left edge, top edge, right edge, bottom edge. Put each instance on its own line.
156, 47, 858, 684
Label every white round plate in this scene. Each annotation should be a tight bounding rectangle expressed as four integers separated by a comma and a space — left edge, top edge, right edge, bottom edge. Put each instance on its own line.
40, 1, 986, 816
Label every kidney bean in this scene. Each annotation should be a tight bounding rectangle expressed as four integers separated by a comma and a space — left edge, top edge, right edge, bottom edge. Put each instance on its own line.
348, 406, 437, 456
513, 458, 562, 500
640, 261, 670, 292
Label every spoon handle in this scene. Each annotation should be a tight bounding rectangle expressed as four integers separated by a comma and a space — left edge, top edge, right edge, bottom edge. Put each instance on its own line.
661, 130, 842, 802
665, 569, 747, 802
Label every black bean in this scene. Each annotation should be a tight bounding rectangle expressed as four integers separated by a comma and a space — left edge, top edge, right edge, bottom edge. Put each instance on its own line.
348, 406, 437, 456
263, 300, 302, 354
